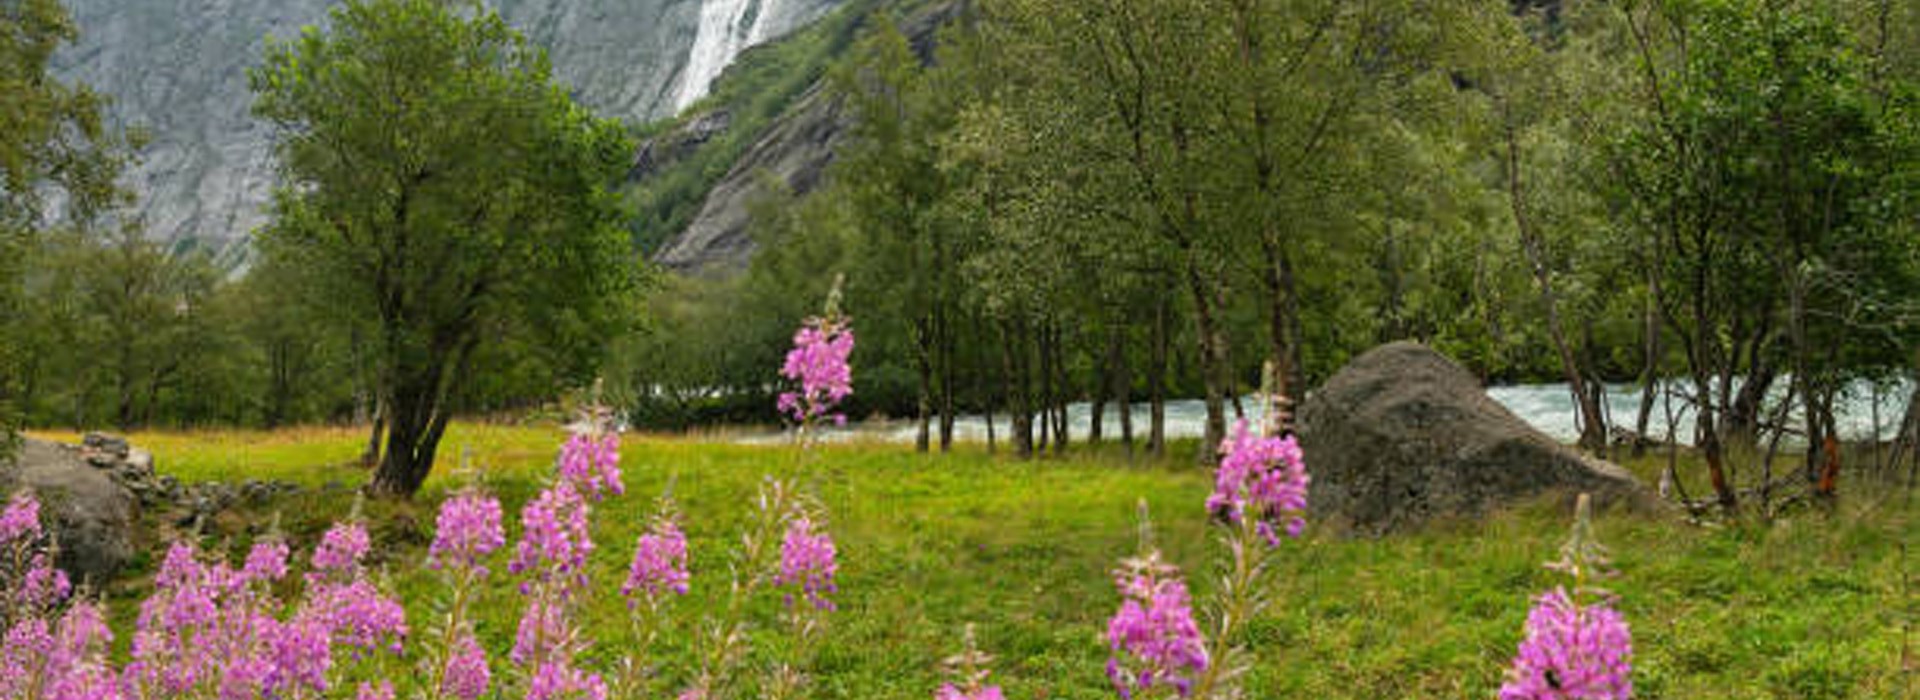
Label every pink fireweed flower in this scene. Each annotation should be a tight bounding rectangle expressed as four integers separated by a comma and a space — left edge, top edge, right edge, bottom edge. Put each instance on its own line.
777, 317, 855, 426
1499, 587, 1633, 700
309, 521, 371, 583
242, 539, 290, 584
429, 492, 506, 576
510, 597, 569, 667
16, 554, 72, 610
127, 541, 219, 696
622, 518, 690, 602
305, 578, 408, 656
1208, 420, 1310, 546
259, 614, 332, 697
937, 684, 1006, 700
527, 660, 608, 700
42, 606, 122, 700
441, 631, 491, 700
774, 517, 838, 611
0, 492, 40, 544
356, 680, 395, 700
510, 481, 594, 593
557, 432, 624, 500
1, 617, 55, 697
1105, 554, 1207, 699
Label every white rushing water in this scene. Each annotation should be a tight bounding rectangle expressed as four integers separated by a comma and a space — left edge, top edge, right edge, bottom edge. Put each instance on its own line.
675, 0, 784, 110
736, 379, 1913, 446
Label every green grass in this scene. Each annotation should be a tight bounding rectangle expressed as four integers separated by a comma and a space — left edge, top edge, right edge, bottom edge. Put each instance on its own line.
27, 425, 1918, 698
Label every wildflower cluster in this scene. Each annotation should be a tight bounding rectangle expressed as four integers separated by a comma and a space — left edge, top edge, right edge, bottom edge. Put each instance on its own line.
1207, 420, 1310, 546
1, 491, 68, 628
776, 314, 855, 428
1105, 552, 1208, 699
775, 517, 839, 611
1499, 588, 1633, 699
622, 515, 690, 602
0, 599, 116, 700
0, 413, 848, 700
421, 485, 505, 700
512, 436, 609, 700
510, 480, 595, 593
428, 491, 506, 577
558, 431, 624, 501
1499, 494, 1634, 699
0, 494, 39, 545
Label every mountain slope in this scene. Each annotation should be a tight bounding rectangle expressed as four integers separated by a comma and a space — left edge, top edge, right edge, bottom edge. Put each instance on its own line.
51, 0, 842, 254
634, 0, 960, 273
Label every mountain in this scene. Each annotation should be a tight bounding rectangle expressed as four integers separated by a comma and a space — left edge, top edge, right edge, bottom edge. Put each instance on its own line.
633, 0, 958, 273
50, 0, 843, 256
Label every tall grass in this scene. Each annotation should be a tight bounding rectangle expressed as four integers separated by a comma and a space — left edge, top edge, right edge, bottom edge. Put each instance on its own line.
24, 425, 1915, 698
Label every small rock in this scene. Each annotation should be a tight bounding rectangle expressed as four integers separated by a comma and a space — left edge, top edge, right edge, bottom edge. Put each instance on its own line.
82, 433, 130, 458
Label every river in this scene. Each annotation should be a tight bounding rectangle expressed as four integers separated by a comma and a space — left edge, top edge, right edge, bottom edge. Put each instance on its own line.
737, 379, 1913, 446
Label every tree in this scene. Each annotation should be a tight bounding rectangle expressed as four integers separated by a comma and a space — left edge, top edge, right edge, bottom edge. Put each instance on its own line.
1595, 0, 1918, 512
832, 17, 965, 453
0, 0, 130, 457
1463, 0, 1617, 453
251, 0, 638, 497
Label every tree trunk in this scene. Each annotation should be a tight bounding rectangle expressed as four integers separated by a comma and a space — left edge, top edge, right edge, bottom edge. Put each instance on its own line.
1721, 350, 1776, 447
1689, 287, 1738, 513
1089, 325, 1108, 446
1109, 324, 1132, 454
367, 327, 473, 498
1633, 282, 1662, 457
362, 402, 387, 469
938, 308, 955, 452
369, 368, 453, 498
1263, 237, 1304, 415
985, 398, 997, 456
1050, 323, 1069, 456
1000, 319, 1033, 459
1148, 293, 1169, 459
915, 319, 933, 454
1186, 261, 1229, 462
1502, 120, 1606, 454
1035, 324, 1051, 454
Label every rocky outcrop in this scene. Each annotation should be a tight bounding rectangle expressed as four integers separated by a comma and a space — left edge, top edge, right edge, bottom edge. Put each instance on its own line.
655, 82, 849, 272
630, 109, 734, 182
2, 437, 138, 585
1, 433, 311, 584
653, 1, 964, 272
1297, 342, 1653, 532
51, 0, 842, 253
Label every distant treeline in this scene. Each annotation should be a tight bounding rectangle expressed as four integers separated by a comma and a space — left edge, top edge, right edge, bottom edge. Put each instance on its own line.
626, 0, 1920, 498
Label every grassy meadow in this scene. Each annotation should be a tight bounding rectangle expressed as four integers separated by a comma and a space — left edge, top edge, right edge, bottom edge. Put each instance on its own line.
26, 424, 1917, 699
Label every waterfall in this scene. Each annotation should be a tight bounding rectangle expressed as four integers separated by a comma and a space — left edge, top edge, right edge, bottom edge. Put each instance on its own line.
674, 0, 788, 111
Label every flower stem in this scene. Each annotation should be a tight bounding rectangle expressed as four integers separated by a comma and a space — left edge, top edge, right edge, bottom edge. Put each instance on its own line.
1189, 516, 1268, 699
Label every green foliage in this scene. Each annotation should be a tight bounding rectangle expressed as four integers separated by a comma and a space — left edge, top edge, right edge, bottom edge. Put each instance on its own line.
0, 0, 137, 455
249, 0, 640, 493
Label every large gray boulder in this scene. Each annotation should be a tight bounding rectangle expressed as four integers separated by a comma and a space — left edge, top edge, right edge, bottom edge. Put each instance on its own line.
1297, 342, 1651, 532
1, 438, 138, 585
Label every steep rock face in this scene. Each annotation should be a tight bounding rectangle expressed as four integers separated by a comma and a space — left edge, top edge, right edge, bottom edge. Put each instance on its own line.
52, 0, 841, 253
1296, 342, 1654, 532
654, 82, 847, 272
652, 0, 961, 272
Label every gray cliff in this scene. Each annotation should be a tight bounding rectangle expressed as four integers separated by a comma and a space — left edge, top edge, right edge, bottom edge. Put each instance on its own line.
52, 0, 840, 254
